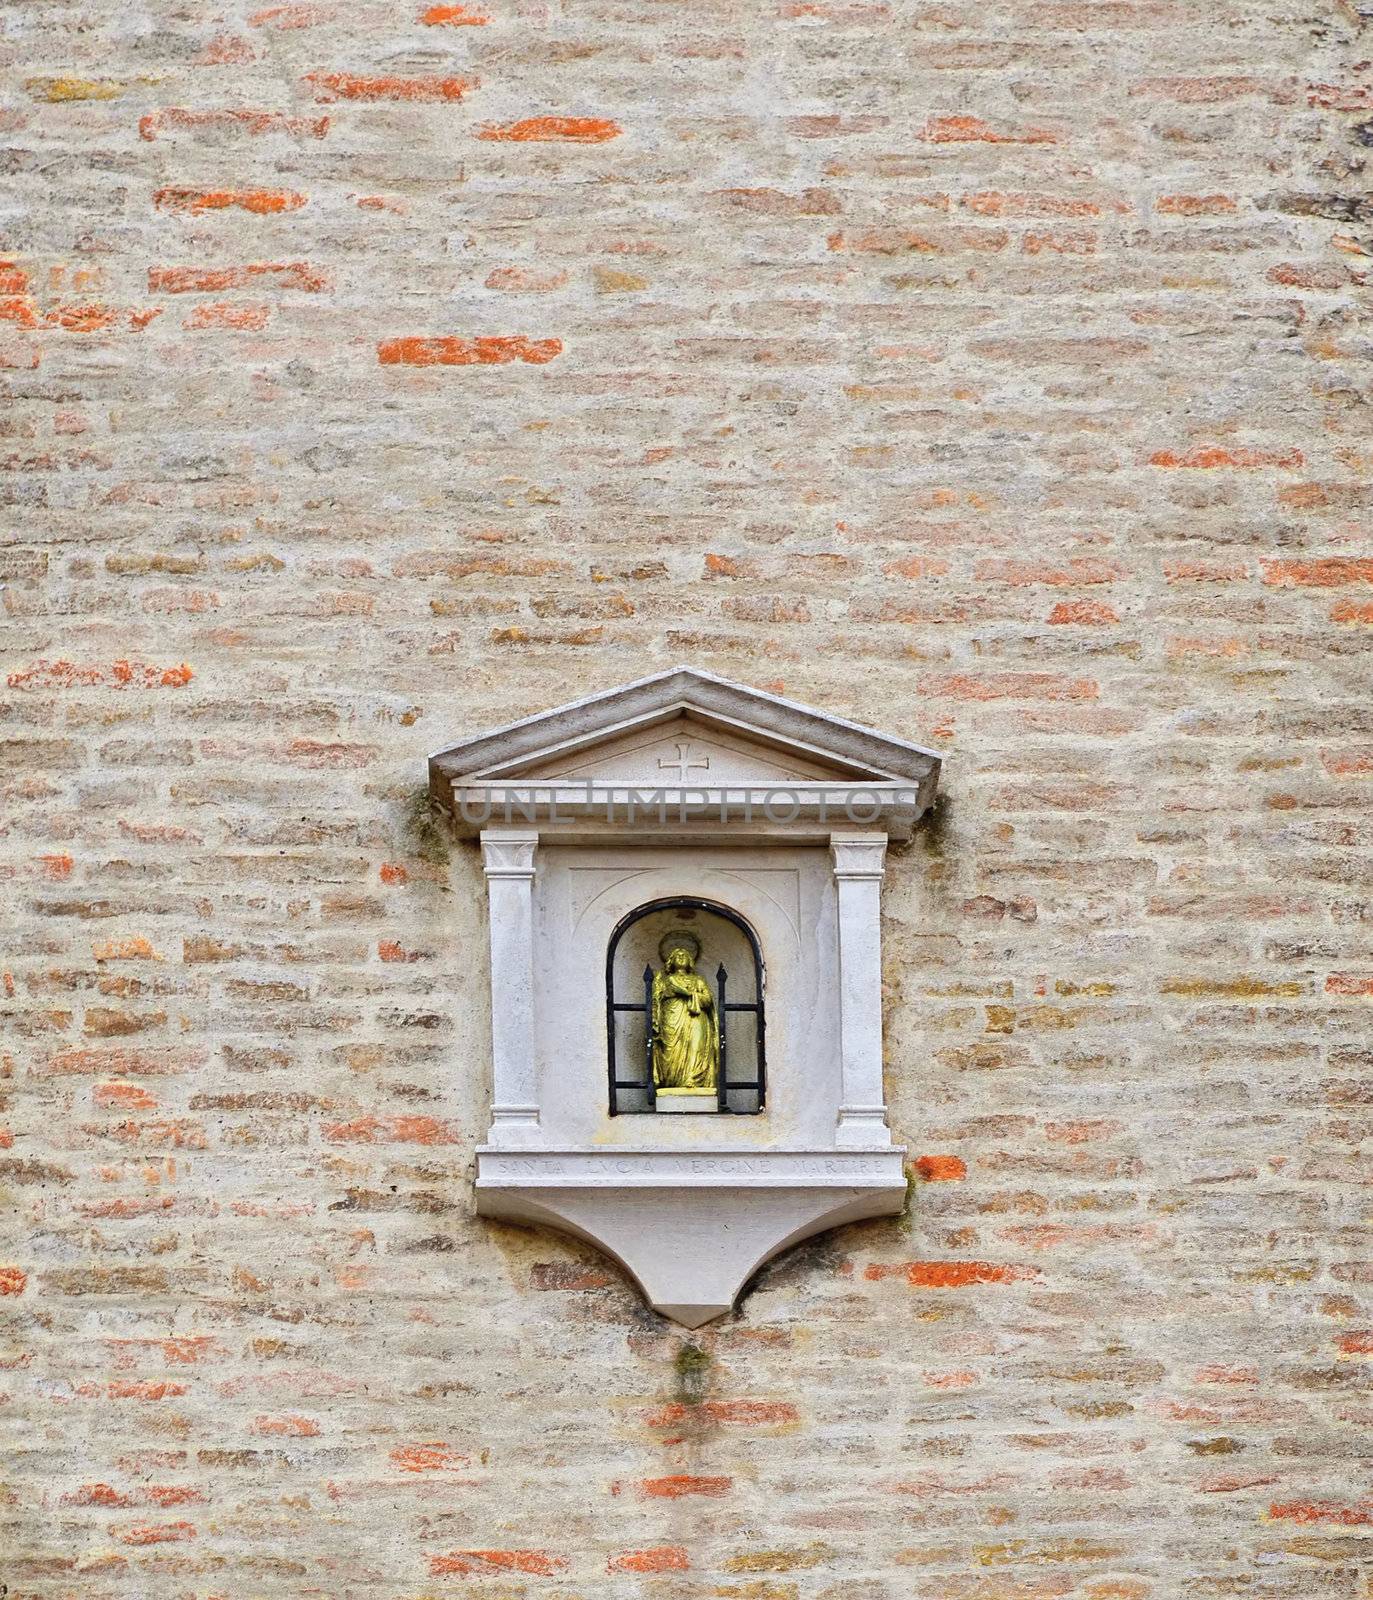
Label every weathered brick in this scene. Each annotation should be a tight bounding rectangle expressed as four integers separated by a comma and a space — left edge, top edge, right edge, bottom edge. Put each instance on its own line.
913, 1154, 967, 1181
376, 335, 562, 367
477, 116, 621, 143
917, 114, 1059, 143
305, 72, 475, 102
609, 1546, 689, 1572
639, 1474, 732, 1497
866, 1261, 1040, 1287
422, 3, 489, 22
153, 187, 307, 215
1148, 445, 1304, 469
139, 107, 330, 140
429, 1550, 569, 1575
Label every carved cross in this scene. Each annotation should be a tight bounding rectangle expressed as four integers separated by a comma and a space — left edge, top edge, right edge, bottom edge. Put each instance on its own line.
658, 741, 710, 783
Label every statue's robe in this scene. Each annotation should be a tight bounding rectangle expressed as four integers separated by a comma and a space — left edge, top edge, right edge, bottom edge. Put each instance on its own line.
652, 969, 718, 1090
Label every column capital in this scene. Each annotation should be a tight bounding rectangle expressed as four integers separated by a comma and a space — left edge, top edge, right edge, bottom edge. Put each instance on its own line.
481, 829, 539, 880
830, 832, 887, 881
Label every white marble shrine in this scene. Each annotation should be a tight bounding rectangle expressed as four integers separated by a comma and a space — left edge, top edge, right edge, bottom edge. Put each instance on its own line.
427, 667, 942, 1326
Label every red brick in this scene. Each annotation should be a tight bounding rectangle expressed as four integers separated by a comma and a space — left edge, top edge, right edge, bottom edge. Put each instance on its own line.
919, 673, 1098, 702
283, 739, 376, 769
976, 557, 1123, 587
149, 263, 328, 294
249, 3, 331, 24
609, 1547, 689, 1572
378, 939, 425, 963
253, 1414, 320, 1436
485, 266, 568, 292
1267, 262, 1361, 289
0, 295, 41, 329
428, 1550, 569, 1576
421, 3, 489, 20
106, 1336, 224, 1365
1200, 1472, 1279, 1493
1323, 750, 1373, 776
1157, 193, 1237, 214
828, 226, 1008, 254
62, 1483, 132, 1507
1326, 974, 1373, 998
114, 1521, 197, 1545
1279, 482, 1373, 510
1268, 1500, 1373, 1525
477, 116, 621, 143
1307, 82, 1373, 110
185, 303, 271, 330
144, 1485, 205, 1507
1163, 559, 1248, 583
914, 1154, 967, 1182
917, 114, 1058, 143
6, 656, 192, 688
377, 335, 562, 367
1048, 599, 1119, 624
154, 187, 306, 214
0, 299, 163, 334
92, 937, 159, 961
865, 1261, 1039, 1287
322, 1114, 458, 1145
1022, 228, 1098, 254
963, 191, 1118, 217
640, 1474, 732, 1497
390, 1442, 470, 1471
702, 1399, 799, 1424
1044, 1119, 1123, 1143
1131, 75, 1289, 103
305, 72, 475, 102
44, 1046, 204, 1076
1148, 446, 1303, 469
1261, 558, 1373, 588
882, 556, 951, 581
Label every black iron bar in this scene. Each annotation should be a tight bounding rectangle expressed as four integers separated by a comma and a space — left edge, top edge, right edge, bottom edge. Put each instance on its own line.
643, 962, 656, 1111
716, 963, 728, 1112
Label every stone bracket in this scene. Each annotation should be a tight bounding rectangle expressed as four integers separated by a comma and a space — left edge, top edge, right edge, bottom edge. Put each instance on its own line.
476, 1146, 907, 1326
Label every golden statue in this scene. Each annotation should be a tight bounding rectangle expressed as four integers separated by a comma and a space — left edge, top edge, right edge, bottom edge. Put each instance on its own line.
651, 932, 718, 1095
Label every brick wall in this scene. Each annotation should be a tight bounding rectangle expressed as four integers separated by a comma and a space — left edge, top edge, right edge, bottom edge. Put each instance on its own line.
4, 1, 1371, 1593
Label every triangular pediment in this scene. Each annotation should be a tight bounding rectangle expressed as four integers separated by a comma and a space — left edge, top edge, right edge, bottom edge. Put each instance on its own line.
532, 713, 866, 785
428, 666, 941, 792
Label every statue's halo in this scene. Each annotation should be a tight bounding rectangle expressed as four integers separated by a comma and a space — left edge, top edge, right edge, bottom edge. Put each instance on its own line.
658, 930, 701, 965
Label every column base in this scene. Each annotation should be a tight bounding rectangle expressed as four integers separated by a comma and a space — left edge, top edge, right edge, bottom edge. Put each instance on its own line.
835, 1106, 892, 1147
486, 1106, 541, 1148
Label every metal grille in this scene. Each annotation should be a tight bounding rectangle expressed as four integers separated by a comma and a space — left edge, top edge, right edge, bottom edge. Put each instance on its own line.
606, 897, 766, 1116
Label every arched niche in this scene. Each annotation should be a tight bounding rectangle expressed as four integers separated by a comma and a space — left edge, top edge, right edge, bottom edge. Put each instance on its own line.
606, 897, 765, 1117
